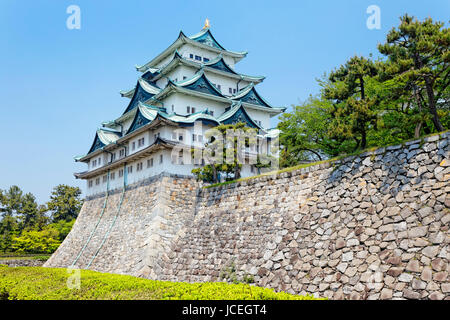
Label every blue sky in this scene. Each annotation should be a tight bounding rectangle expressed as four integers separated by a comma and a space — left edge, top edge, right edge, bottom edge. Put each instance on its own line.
0, 0, 448, 204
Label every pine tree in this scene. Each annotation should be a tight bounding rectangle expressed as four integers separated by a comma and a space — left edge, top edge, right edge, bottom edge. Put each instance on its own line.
323, 55, 379, 149
378, 14, 450, 132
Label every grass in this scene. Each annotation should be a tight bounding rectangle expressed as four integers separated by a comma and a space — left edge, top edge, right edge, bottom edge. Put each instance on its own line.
204, 129, 449, 189
0, 266, 323, 300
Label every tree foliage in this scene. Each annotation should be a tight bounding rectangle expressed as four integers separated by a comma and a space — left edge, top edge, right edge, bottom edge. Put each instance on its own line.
323, 55, 379, 150
47, 185, 83, 222
277, 14, 449, 167
0, 184, 82, 253
378, 14, 450, 133
278, 95, 341, 166
192, 123, 274, 183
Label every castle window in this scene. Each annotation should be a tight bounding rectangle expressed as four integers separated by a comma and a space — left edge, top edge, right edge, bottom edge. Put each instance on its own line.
229, 87, 233, 94
183, 76, 187, 80
191, 107, 196, 113
171, 104, 174, 112
127, 165, 133, 174
111, 172, 115, 180
216, 84, 221, 90
92, 159, 97, 167
154, 132, 160, 140
132, 142, 135, 151
203, 57, 209, 62
209, 111, 214, 116
95, 178, 100, 185
160, 154, 163, 164
111, 153, 116, 162
98, 157, 101, 165
102, 175, 107, 183
192, 134, 203, 143
233, 88, 237, 94
189, 54, 193, 59
179, 150, 184, 165
88, 180, 93, 188
119, 149, 125, 158
138, 137, 145, 147
137, 162, 143, 171
147, 158, 153, 168
172, 131, 177, 140
119, 169, 123, 177
195, 55, 201, 61
187, 106, 190, 114
178, 134, 183, 141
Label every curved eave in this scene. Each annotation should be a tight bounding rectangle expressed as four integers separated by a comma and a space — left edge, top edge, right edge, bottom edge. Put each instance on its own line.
136, 31, 247, 73
103, 108, 139, 130
172, 68, 226, 98
136, 32, 185, 72
165, 111, 220, 127
120, 79, 161, 99
102, 101, 166, 131
121, 79, 161, 115
125, 105, 157, 135
86, 133, 105, 155
217, 103, 263, 131
150, 55, 264, 85
149, 52, 185, 82
232, 83, 281, 111
240, 102, 286, 116
183, 34, 248, 61
189, 28, 227, 51
79, 129, 120, 162
204, 54, 237, 74
155, 83, 231, 105
120, 89, 134, 98
74, 138, 179, 180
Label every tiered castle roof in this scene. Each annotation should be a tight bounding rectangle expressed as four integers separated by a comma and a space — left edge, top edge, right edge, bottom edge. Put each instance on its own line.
78, 26, 285, 161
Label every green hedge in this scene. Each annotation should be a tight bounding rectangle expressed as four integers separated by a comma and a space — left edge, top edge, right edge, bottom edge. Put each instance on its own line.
0, 266, 323, 300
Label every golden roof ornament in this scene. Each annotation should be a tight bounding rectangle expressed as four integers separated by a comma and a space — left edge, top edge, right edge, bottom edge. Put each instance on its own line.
203, 18, 210, 29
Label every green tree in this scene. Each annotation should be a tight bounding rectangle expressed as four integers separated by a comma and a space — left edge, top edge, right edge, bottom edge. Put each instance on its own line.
19, 193, 41, 231
378, 14, 450, 132
0, 186, 44, 232
277, 95, 351, 166
47, 219, 75, 241
47, 185, 83, 222
0, 216, 19, 253
11, 228, 61, 254
192, 123, 266, 182
323, 55, 379, 150
0, 186, 24, 218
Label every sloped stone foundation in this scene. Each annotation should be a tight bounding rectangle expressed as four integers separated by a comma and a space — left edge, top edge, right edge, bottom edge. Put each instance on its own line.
46, 132, 450, 299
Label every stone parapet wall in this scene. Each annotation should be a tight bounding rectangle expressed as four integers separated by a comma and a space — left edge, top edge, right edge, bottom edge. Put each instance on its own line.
46, 133, 449, 299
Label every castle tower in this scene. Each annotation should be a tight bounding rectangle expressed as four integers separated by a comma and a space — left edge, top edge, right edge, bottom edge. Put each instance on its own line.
75, 22, 285, 197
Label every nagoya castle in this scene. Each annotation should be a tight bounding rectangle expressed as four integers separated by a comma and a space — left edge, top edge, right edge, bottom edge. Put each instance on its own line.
45, 21, 450, 299
75, 20, 285, 197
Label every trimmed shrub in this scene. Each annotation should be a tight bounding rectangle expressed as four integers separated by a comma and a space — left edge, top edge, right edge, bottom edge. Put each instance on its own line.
0, 266, 323, 300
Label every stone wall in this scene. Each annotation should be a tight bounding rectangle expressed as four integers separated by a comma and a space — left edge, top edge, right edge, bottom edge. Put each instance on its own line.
45, 173, 198, 279
46, 132, 449, 299
0, 259, 45, 267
